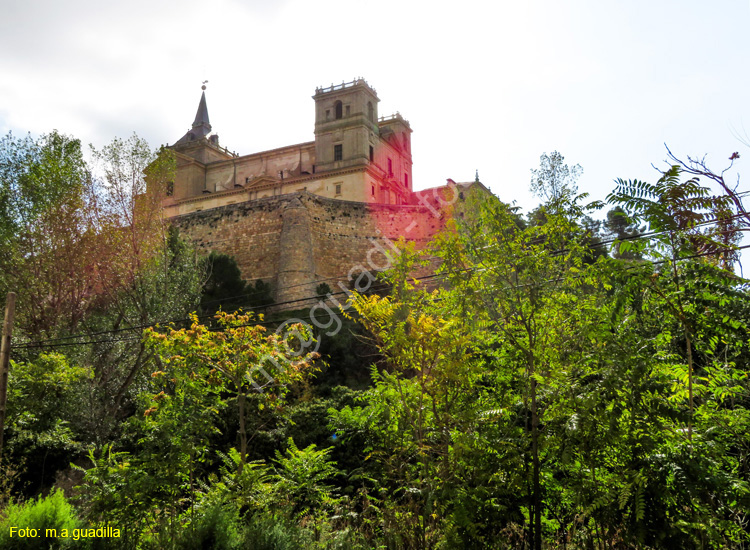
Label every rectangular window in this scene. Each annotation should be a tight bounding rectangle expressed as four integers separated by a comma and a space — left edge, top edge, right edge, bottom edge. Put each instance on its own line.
387, 158, 393, 176
371, 184, 375, 196
404, 173, 409, 188
369, 145, 374, 162
335, 183, 342, 195
334, 144, 343, 161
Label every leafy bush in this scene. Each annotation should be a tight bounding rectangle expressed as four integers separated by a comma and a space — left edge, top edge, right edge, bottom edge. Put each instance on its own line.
241, 514, 302, 550
316, 283, 332, 297
172, 501, 242, 550
201, 252, 274, 315
239, 512, 368, 550
5, 353, 90, 494
0, 490, 83, 549
273, 439, 340, 519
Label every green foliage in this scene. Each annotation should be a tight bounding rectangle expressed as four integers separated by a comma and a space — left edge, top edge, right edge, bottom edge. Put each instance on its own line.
529, 150, 582, 207
73, 444, 152, 546
202, 449, 275, 513
0, 130, 88, 247
248, 279, 274, 310
0, 490, 83, 550
201, 252, 249, 314
2, 131, 203, 455
145, 310, 319, 469
603, 206, 644, 259
4, 353, 90, 492
439, 188, 605, 549
0, 131, 94, 335
273, 438, 340, 518
201, 252, 274, 315
608, 165, 741, 264
171, 500, 242, 550
239, 512, 367, 550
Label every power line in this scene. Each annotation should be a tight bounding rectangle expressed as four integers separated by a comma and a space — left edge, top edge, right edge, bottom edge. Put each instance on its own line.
196, 211, 749, 309
16, 242, 748, 350
23, 207, 743, 348
12, 212, 749, 349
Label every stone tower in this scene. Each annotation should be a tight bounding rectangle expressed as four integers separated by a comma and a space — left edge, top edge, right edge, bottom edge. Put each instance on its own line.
313, 78, 380, 173
276, 196, 317, 307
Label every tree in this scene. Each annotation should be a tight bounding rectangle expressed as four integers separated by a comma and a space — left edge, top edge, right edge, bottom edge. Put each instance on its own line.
335, 243, 485, 548
0, 131, 99, 336
0, 131, 88, 247
1, 132, 205, 488
603, 163, 750, 547
663, 146, 750, 238
603, 206, 644, 259
436, 186, 609, 549
529, 151, 582, 208
145, 311, 319, 471
272, 438, 340, 520
3, 353, 90, 492
608, 165, 743, 439
65, 137, 203, 442
1, 132, 201, 342
200, 252, 274, 316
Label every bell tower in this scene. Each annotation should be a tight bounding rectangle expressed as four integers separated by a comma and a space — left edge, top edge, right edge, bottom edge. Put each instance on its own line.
313, 78, 380, 173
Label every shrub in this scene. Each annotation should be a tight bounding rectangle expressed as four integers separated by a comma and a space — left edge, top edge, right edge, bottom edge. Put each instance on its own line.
0, 490, 83, 549
171, 501, 242, 550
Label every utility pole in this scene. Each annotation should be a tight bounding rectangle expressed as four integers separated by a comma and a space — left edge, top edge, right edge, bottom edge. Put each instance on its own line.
0, 292, 17, 463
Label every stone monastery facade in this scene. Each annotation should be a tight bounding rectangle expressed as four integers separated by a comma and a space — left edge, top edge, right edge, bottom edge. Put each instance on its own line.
163, 79, 488, 306
165, 79, 414, 217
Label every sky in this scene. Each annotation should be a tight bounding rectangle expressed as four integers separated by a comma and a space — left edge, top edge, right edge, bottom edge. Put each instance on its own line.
1, 0, 749, 224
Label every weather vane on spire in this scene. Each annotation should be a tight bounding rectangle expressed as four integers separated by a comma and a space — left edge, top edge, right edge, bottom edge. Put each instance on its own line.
201, 80, 208, 91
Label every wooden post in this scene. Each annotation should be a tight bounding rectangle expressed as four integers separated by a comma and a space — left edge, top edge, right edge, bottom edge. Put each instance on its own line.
0, 292, 17, 463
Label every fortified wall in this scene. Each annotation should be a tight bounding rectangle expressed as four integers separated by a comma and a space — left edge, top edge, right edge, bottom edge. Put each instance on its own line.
171, 191, 450, 307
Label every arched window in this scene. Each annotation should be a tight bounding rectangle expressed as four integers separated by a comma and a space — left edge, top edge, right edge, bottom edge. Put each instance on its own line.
334, 101, 343, 119
367, 101, 374, 122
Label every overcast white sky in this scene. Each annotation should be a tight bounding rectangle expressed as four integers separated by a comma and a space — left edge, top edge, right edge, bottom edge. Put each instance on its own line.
2, 0, 749, 222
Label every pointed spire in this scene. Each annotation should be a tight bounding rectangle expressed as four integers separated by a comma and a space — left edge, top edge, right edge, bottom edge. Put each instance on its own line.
191, 84, 212, 138
174, 82, 213, 146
